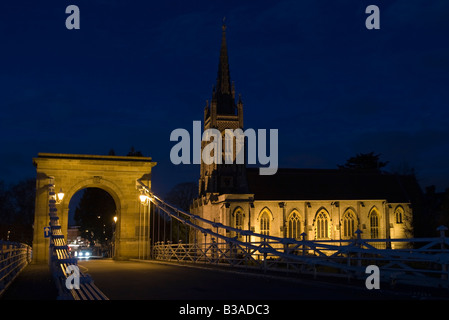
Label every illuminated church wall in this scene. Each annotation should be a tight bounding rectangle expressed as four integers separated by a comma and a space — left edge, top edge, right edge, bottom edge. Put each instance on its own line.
192, 196, 412, 248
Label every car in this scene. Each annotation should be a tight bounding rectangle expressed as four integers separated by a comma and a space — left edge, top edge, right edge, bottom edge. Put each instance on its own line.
74, 247, 92, 259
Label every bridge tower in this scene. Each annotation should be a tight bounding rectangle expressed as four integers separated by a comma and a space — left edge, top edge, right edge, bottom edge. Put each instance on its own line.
32, 153, 156, 263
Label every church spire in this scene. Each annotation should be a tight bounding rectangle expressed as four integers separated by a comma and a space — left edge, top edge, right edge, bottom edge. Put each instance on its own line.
216, 19, 231, 95
213, 18, 235, 115
199, 19, 246, 196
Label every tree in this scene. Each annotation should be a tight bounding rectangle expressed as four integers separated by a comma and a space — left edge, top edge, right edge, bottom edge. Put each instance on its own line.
74, 188, 116, 246
163, 182, 198, 243
338, 152, 388, 172
9, 178, 36, 244
0, 178, 36, 244
0, 180, 14, 241
165, 182, 198, 212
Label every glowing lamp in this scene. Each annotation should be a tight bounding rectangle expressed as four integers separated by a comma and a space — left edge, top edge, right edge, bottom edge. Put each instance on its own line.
57, 188, 65, 202
139, 194, 149, 204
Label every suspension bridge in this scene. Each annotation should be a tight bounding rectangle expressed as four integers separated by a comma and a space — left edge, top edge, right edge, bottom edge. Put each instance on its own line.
137, 180, 449, 292
2, 177, 449, 300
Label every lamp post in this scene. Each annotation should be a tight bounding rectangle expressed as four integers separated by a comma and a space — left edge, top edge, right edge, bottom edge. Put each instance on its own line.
138, 191, 151, 259
112, 215, 118, 258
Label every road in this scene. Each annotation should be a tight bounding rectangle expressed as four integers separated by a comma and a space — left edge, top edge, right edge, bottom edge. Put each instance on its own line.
77, 259, 405, 300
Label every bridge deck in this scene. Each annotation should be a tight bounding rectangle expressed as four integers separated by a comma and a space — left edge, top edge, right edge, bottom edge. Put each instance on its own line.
76, 259, 403, 300
2, 259, 443, 301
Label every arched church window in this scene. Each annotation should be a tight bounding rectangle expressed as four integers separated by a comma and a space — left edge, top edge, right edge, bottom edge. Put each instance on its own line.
316, 210, 329, 239
369, 209, 379, 239
287, 210, 301, 239
260, 210, 270, 236
234, 207, 244, 240
342, 209, 356, 239
395, 206, 404, 224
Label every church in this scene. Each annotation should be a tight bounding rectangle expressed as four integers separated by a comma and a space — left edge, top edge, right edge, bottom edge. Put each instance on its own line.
190, 24, 417, 248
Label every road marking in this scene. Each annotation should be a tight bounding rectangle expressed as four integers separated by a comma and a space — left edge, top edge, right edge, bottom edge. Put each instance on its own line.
77, 263, 89, 273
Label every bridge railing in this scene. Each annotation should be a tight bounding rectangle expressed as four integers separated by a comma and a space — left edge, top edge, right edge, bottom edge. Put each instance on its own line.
152, 228, 449, 290
47, 177, 108, 300
0, 241, 32, 297
134, 182, 449, 290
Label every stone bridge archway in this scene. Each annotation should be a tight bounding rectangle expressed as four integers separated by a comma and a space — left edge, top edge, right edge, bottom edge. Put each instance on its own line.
32, 153, 156, 263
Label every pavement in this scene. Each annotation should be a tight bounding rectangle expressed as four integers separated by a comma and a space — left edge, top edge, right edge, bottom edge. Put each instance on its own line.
0, 263, 58, 300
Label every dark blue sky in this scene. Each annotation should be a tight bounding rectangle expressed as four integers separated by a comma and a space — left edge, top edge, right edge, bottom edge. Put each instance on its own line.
1, 0, 448, 197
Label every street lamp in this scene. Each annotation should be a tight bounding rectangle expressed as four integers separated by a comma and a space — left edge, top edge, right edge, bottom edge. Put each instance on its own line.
139, 193, 150, 205
56, 188, 65, 203
112, 215, 118, 259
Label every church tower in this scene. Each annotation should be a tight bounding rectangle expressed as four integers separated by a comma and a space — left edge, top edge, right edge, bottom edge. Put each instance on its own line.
198, 22, 247, 196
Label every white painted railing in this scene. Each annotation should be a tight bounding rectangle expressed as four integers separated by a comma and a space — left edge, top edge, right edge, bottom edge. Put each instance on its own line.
135, 181, 449, 290
47, 177, 108, 300
0, 241, 31, 297
152, 229, 449, 289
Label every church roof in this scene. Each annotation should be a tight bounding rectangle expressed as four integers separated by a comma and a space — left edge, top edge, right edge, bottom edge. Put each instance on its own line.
246, 167, 422, 203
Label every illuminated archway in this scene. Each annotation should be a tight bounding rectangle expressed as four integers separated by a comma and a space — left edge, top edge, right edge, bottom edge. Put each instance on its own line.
32, 153, 156, 263
68, 187, 117, 256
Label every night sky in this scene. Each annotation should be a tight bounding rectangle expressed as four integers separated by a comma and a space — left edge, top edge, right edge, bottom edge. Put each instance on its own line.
1, 0, 448, 198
